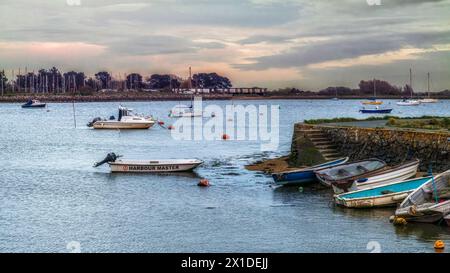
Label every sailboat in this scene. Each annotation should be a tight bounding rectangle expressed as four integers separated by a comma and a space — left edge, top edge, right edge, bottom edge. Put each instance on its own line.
397, 69, 421, 106
362, 79, 383, 105
419, 73, 439, 103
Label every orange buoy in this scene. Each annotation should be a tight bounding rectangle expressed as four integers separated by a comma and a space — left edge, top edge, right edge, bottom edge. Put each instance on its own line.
198, 179, 210, 187
158, 121, 165, 126
435, 240, 445, 250
167, 125, 175, 130
222, 134, 230, 140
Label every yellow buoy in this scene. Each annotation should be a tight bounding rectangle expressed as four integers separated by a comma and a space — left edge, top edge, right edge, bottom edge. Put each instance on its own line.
434, 240, 445, 250
392, 217, 407, 226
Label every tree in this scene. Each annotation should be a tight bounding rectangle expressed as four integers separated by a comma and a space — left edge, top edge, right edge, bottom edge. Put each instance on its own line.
64, 71, 86, 92
0, 70, 7, 95
358, 79, 402, 96
147, 74, 181, 89
95, 71, 112, 89
192, 73, 232, 89
126, 73, 143, 90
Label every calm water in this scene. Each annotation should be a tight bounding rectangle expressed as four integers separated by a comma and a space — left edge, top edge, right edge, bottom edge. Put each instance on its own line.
0, 99, 449, 253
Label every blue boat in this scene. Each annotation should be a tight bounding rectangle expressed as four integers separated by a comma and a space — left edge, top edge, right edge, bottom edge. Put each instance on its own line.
21, 99, 46, 108
272, 157, 349, 186
359, 108, 393, 114
334, 176, 431, 208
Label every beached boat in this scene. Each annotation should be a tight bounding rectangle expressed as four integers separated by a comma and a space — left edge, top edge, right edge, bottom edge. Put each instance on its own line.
445, 215, 450, 226
395, 171, 450, 223
359, 107, 393, 114
331, 159, 420, 194
87, 106, 155, 129
315, 159, 387, 187
94, 153, 203, 173
334, 176, 432, 208
21, 99, 46, 108
272, 157, 349, 186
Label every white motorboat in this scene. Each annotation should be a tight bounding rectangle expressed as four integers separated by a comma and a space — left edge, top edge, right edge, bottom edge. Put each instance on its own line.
169, 106, 203, 118
331, 159, 420, 194
87, 106, 155, 129
396, 99, 420, 106
94, 153, 203, 173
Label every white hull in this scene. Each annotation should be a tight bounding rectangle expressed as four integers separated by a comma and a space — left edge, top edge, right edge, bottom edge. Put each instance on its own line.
396, 100, 420, 106
332, 160, 419, 194
109, 159, 203, 173
335, 191, 412, 208
93, 121, 155, 129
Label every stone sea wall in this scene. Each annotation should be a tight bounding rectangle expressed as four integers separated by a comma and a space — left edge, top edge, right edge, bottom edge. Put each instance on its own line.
293, 123, 450, 172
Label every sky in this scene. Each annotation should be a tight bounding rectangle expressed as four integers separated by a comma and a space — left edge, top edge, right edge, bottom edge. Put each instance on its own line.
0, 0, 449, 91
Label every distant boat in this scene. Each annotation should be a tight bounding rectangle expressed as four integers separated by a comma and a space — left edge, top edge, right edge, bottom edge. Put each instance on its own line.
397, 69, 421, 106
87, 106, 155, 129
169, 105, 203, 118
359, 108, 393, 114
21, 99, 46, 108
93, 153, 203, 173
362, 79, 383, 105
331, 159, 420, 194
272, 157, 349, 186
334, 176, 431, 208
418, 73, 439, 103
395, 170, 450, 223
315, 159, 387, 187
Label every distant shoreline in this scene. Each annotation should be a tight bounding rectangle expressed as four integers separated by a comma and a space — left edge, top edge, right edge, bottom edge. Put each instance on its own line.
0, 93, 449, 103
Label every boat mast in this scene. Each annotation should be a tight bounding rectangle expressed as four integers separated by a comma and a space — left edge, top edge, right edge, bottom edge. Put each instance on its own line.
427, 72, 430, 98
373, 78, 376, 98
409, 68, 413, 99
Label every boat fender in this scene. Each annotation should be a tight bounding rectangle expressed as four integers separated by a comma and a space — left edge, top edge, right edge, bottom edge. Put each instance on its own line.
198, 179, 210, 187
408, 205, 418, 216
434, 240, 445, 250
158, 121, 165, 126
392, 217, 407, 226
222, 134, 230, 140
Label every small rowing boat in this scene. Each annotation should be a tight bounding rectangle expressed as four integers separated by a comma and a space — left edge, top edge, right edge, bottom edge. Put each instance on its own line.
272, 157, 349, 186
21, 99, 46, 108
331, 159, 420, 194
315, 159, 387, 187
445, 214, 450, 226
334, 176, 431, 208
395, 170, 450, 223
94, 153, 203, 173
87, 106, 155, 129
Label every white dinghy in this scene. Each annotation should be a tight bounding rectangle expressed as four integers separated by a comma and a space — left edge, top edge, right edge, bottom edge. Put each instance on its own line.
94, 153, 203, 173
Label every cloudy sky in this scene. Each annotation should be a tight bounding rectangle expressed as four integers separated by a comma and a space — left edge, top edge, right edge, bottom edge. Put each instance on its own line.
0, 0, 449, 90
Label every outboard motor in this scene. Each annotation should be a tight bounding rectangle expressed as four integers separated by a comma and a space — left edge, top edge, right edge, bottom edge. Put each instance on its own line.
93, 153, 120, 167
87, 117, 102, 127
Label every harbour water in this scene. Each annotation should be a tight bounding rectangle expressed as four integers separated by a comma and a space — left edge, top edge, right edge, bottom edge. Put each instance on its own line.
0, 99, 449, 253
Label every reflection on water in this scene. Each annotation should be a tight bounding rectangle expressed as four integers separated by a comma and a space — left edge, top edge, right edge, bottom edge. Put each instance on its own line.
0, 99, 449, 252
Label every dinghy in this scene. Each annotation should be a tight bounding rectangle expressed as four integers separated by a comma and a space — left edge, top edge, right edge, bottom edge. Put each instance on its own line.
87, 106, 155, 129
315, 159, 387, 187
94, 153, 203, 173
21, 99, 46, 108
272, 157, 349, 186
395, 171, 450, 223
331, 159, 420, 194
445, 215, 450, 226
334, 176, 431, 208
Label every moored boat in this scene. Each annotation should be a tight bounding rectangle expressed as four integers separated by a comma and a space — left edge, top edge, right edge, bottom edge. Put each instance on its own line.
272, 157, 349, 186
87, 106, 155, 129
334, 176, 432, 208
331, 159, 420, 194
315, 159, 387, 187
21, 99, 46, 108
359, 107, 393, 114
94, 153, 203, 173
395, 170, 450, 223
362, 100, 383, 105
169, 105, 203, 118
396, 99, 420, 106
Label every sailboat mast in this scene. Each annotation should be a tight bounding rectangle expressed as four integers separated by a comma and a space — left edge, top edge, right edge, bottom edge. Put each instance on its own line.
373, 78, 376, 98
409, 68, 413, 98
427, 72, 430, 98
